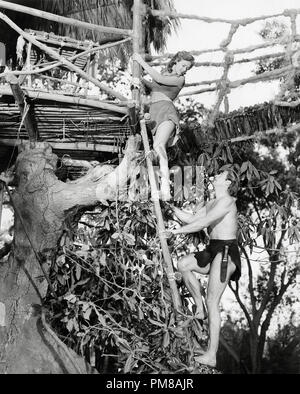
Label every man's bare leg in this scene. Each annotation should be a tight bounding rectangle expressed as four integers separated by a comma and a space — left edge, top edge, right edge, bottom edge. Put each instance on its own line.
177, 255, 209, 320
194, 254, 236, 367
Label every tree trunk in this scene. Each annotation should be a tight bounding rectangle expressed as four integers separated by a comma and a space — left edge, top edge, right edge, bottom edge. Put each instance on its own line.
249, 330, 260, 374
0, 136, 140, 374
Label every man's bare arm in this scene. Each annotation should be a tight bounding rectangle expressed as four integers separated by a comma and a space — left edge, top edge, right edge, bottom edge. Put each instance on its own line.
172, 204, 207, 224
172, 206, 195, 223
172, 198, 234, 235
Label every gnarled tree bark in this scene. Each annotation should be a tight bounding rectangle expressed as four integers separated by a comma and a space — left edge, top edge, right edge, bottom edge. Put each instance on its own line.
0, 135, 140, 374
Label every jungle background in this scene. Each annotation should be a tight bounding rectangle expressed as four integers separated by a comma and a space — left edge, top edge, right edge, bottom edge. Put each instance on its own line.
0, 0, 299, 374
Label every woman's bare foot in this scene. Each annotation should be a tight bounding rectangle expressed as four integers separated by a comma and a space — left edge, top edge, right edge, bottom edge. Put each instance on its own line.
194, 353, 216, 368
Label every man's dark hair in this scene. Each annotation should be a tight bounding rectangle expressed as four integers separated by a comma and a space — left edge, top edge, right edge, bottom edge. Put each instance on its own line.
226, 171, 239, 197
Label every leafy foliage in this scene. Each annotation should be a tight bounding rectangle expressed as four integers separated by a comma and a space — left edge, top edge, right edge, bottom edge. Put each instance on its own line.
38, 15, 299, 373
44, 116, 299, 373
46, 201, 209, 373
172, 96, 300, 373
256, 20, 300, 100
263, 324, 300, 373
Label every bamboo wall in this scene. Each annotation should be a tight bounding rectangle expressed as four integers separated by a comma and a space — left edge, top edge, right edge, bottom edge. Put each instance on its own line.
0, 96, 131, 150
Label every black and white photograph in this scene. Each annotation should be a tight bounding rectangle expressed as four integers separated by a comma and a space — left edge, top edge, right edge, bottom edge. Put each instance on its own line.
0, 0, 299, 379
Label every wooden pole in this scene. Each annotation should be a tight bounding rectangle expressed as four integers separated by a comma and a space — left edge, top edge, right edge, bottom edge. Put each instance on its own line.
84, 50, 92, 96
140, 119, 182, 314
0, 139, 120, 154
0, 184, 3, 231
26, 42, 32, 88
179, 65, 293, 97
38, 74, 87, 89
0, 86, 127, 114
145, 8, 285, 25
6, 75, 38, 140
132, 0, 143, 106
61, 158, 96, 169
0, 38, 132, 81
128, 102, 138, 134
224, 96, 229, 113
0, 12, 128, 102
0, 0, 133, 37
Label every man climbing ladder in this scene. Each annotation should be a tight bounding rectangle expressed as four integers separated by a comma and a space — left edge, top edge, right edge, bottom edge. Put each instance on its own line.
164, 170, 242, 368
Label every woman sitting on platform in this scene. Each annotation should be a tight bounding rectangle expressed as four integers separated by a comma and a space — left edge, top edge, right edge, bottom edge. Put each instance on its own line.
132, 51, 195, 201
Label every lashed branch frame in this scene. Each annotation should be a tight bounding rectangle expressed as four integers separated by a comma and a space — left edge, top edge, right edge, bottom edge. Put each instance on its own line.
145, 7, 300, 124
0, 1, 299, 145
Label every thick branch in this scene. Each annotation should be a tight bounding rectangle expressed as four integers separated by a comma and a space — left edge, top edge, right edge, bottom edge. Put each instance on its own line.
258, 272, 294, 361
180, 65, 293, 96
61, 158, 98, 169
251, 192, 263, 223
255, 254, 278, 324
0, 86, 128, 113
276, 227, 287, 252
0, 183, 3, 228
0, 37, 132, 81
53, 135, 141, 211
240, 245, 257, 314
150, 37, 300, 62
255, 227, 288, 323
147, 9, 283, 25
229, 280, 256, 334
0, 0, 132, 37
6, 75, 38, 140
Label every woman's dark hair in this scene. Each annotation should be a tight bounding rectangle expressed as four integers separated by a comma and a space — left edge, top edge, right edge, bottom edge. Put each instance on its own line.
167, 51, 195, 73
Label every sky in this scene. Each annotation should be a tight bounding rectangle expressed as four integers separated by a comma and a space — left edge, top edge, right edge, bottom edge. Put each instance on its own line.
163, 1, 300, 306
165, 0, 300, 110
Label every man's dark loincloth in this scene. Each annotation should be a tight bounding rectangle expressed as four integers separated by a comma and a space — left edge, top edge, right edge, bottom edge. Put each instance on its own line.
193, 239, 241, 282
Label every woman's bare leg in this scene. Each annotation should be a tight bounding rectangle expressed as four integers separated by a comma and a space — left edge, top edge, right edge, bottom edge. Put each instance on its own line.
153, 121, 175, 201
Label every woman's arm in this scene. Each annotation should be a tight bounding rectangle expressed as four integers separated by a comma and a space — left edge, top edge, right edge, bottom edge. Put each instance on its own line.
132, 53, 184, 87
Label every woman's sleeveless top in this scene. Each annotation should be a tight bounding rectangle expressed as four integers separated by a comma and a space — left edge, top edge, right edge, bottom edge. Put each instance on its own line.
151, 78, 184, 101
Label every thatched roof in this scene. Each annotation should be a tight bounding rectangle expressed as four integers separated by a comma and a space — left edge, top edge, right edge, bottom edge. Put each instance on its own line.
0, 0, 179, 65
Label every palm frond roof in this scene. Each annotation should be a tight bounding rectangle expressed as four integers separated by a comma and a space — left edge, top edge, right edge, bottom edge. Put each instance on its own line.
0, 0, 180, 63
